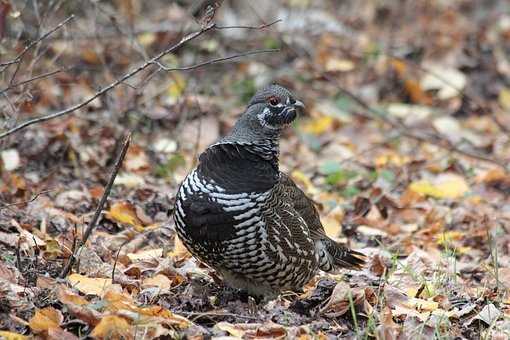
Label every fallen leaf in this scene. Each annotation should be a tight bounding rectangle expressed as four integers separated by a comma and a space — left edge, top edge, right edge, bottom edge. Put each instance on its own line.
1, 148, 20, 171
125, 145, 150, 172
324, 57, 355, 72
58, 288, 90, 306
0, 331, 28, 340
90, 315, 133, 339
409, 173, 469, 199
499, 88, 510, 110
127, 248, 163, 261
68, 274, 121, 296
300, 116, 334, 135
114, 173, 146, 188
106, 201, 145, 231
421, 64, 466, 100
29, 307, 63, 333
465, 303, 501, 326
142, 274, 172, 290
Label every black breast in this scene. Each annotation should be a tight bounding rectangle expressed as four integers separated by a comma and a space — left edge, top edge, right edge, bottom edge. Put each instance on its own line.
197, 144, 279, 193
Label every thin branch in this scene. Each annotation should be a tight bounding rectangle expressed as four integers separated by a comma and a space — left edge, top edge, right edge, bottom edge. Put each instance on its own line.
0, 15, 75, 68
0, 68, 66, 95
153, 48, 279, 72
59, 132, 131, 278
0, 188, 57, 210
111, 239, 129, 284
215, 18, 281, 30
0, 22, 215, 140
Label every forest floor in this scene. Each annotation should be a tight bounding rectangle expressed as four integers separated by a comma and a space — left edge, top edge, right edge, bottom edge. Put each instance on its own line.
1, 1, 510, 339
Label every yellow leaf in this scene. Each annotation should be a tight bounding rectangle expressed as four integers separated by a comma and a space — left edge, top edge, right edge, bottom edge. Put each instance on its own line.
29, 307, 63, 333
167, 72, 186, 100
498, 88, 510, 110
137, 32, 156, 46
58, 289, 89, 306
437, 231, 463, 246
300, 116, 334, 135
68, 274, 120, 296
90, 315, 133, 339
43, 238, 63, 259
404, 297, 439, 312
291, 170, 317, 194
138, 306, 191, 328
106, 201, 144, 231
0, 331, 28, 340
409, 174, 469, 199
324, 58, 355, 72
375, 152, 410, 167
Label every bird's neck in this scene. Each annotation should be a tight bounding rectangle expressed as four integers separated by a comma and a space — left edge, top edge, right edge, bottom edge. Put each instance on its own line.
196, 141, 280, 193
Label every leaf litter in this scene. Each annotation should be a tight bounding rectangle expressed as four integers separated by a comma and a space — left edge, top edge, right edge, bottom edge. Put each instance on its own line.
1, 0, 510, 339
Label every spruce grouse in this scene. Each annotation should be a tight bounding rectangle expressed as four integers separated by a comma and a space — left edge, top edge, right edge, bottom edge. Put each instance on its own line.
174, 84, 365, 296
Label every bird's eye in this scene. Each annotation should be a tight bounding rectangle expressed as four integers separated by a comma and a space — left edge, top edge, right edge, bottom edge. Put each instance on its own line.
268, 96, 280, 106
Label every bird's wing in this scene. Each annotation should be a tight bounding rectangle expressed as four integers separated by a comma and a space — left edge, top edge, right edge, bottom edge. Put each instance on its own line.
277, 172, 366, 270
277, 172, 326, 239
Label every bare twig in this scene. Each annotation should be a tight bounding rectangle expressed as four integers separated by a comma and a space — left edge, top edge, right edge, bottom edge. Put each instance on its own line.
153, 48, 279, 72
0, 22, 216, 140
111, 239, 129, 284
0, 68, 66, 95
0, 20, 281, 140
59, 132, 131, 278
0, 188, 57, 210
0, 15, 74, 69
215, 19, 282, 30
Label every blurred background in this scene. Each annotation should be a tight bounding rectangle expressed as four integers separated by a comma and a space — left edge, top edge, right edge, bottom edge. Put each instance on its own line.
1, 1, 510, 338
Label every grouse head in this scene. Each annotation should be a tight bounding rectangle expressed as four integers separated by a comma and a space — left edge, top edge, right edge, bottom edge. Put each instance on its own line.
218, 84, 304, 159
246, 84, 304, 130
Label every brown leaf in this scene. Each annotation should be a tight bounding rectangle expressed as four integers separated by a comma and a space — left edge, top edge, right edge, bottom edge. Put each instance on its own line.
90, 315, 133, 340
29, 307, 63, 334
47, 327, 79, 340
68, 274, 121, 296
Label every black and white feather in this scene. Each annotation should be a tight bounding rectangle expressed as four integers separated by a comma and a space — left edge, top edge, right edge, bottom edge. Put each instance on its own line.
174, 84, 365, 296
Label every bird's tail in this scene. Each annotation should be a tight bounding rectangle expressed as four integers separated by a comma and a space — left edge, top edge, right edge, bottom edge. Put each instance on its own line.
317, 238, 366, 272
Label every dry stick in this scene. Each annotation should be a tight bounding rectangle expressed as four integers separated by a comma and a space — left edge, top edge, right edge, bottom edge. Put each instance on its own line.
59, 133, 131, 278
0, 22, 214, 140
215, 18, 282, 30
0, 20, 281, 140
152, 48, 279, 72
111, 239, 129, 284
0, 15, 74, 68
0, 68, 66, 95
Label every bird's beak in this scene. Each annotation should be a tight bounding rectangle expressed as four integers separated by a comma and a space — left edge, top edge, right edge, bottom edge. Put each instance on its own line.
294, 100, 305, 109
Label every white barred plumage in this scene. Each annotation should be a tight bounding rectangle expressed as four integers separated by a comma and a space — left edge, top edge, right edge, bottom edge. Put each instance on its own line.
173, 84, 365, 296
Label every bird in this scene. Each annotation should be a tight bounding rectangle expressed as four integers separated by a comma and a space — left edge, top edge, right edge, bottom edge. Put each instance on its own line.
173, 84, 365, 297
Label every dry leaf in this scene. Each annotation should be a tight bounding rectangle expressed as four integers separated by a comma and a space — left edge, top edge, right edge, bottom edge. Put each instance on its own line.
142, 274, 172, 290
300, 116, 334, 135
90, 315, 133, 340
127, 248, 163, 261
68, 274, 121, 296
1, 148, 20, 171
58, 289, 89, 306
29, 307, 63, 333
409, 174, 469, 199
106, 201, 145, 231
0, 331, 28, 340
